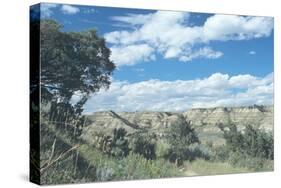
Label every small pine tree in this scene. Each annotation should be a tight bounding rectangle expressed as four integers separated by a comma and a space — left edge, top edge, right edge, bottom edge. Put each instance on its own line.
130, 133, 156, 160
110, 128, 130, 158
166, 116, 199, 165
219, 123, 273, 160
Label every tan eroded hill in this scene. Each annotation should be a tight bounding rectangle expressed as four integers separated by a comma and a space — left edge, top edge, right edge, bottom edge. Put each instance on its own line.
82, 106, 273, 146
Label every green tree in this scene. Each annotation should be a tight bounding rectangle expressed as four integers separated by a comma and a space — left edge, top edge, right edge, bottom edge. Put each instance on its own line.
166, 116, 199, 165
40, 20, 115, 105
243, 125, 273, 159
219, 123, 273, 160
130, 133, 156, 160
95, 128, 130, 158
218, 122, 274, 170
34, 19, 116, 139
30, 14, 115, 183
218, 122, 245, 153
110, 128, 130, 158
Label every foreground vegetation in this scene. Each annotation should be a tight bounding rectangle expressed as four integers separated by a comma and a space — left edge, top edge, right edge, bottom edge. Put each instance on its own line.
38, 115, 273, 184
39, 118, 180, 184
183, 159, 251, 176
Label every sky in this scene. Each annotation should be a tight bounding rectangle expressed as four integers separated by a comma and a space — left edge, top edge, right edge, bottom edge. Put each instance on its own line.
36, 3, 274, 113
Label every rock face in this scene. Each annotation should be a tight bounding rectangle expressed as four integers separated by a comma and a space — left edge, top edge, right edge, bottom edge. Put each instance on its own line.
184, 106, 273, 130
183, 106, 273, 145
82, 106, 273, 146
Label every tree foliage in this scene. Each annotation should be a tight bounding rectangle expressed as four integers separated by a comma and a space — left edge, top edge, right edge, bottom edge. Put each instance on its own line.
166, 116, 199, 165
33, 19, 116, 138
130, 133, 157, 160
39, 20, 115, 106
110, 128, 130, 158
95, 128, 130, 158
218, 122, 274, 164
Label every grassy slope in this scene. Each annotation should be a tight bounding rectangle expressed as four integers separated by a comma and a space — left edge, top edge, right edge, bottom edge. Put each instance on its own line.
183, 159, 251, 176
42, 120, 272, 183
42, 121, 181, 182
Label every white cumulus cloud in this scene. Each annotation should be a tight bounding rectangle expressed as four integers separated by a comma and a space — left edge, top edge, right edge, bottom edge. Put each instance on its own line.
40, 4, 81, 17
110, 44, 155, 66
104, 11, 273, 66
179, 47, 223, 62
61, 5, 80, 15
203, 15, 273, 41
84, 72, 273, 113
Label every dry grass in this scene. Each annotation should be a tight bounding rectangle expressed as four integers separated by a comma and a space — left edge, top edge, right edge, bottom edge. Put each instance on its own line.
183, 159, 251, 176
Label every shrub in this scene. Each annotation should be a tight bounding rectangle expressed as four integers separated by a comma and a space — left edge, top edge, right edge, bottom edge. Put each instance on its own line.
211, 145, 230, 162
96, 134, 113, 155
94, 128, 130, 158
165, 116, 200, 165
228, 152, 270, 171
155, 141, 170, 159
190, 145, 211, 161
218, 122, 274, 170
130, 133, 156, 160
117, 153, 179, 179
219, 123, 273, 160
218, 122, 244, 153
110, 128, 130, 158
85, 151, 180, 181
243, 125, 273, 160
95, 165, 115, 181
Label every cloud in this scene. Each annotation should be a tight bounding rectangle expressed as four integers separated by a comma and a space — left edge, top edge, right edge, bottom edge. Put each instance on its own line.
61, 5, 80, 15
40, 4, 81, 17
249, 50, 256, 55
203, 15, 273, 41
84, 72, 273, 113
110, 44, 155, 66
179, 47, 223, 62
111, 13, 154, 26
104, 11, 273, 66
41, 3, 58, 18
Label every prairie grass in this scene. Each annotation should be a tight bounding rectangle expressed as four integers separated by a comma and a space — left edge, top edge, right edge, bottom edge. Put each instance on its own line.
79, 144, 180, 181
183, 159, 251, 176
38, 117, 273, 184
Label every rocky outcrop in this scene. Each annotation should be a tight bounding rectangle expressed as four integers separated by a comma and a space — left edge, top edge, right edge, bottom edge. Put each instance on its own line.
183, 106, 273, 145
82, 106, 273, 146
183, 106, 273, 130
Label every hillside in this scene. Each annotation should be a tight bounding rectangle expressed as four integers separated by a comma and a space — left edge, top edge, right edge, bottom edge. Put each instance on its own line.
82, 106, 273, 146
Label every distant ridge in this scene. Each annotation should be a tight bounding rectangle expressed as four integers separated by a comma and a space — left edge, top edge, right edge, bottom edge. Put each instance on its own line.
81, 105, 273, 146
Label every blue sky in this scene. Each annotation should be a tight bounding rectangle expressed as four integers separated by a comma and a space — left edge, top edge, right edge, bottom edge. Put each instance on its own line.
37, 3, 274, 112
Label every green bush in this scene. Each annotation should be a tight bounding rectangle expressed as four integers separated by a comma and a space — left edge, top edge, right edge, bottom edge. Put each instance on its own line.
228, 152, 271, 171
130, 133, 156, 160
83, 151, 180, 181
95, 165, 115, 181
218, 122, 274, 170
94, 128, 130, 158
189, 145, 211, 161
165, 116, 200, 165
155, 141, 170, 159
211, 145, 230, 162
116, 153, 179, 179
219, 123, 273, 160
243, 125, 273, 159
110, 128, 130, 158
